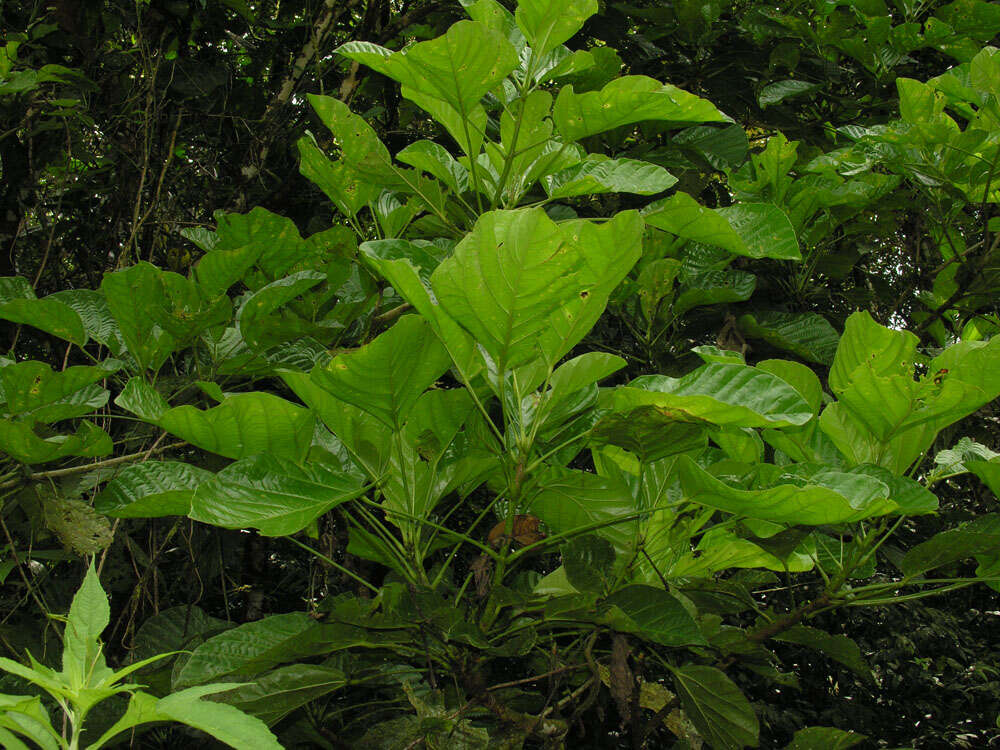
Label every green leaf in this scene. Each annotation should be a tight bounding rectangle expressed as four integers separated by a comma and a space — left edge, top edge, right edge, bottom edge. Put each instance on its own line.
95, 461, 213, 518
337, 22, 518, 121
591, 407, 708, 464
643, 192, 747, 252
431, 208, 585, 371
543, 157, 676, 199
755, 359, 823, 415
850, 465, 938, 515
359, 251, 479, 381
672, 664, 759, 749
62, 562, 111, 688
785, 726, 866, 750
618, 363, 813, 428
189, 454, 364, 536
46, 289, 123, 353
562, 534, 615, 593
115, 377, 170, 422
774, 626, 872, 681
674, 269, 756, 317
307, 94, 405, 187
0, 296, 87, 346
829, 311, 917, 394
214, 664, 346, 725
676, 455, 897, 524
132, 605, 231, 665
535, 211, 643, 365
967, 458, 1000, 497
0, 277, 34, 302
396, 140, 470, 195
554, 76, 729, 142
0, 695, 59, 750
758, 80, 821, 108
901, 514, 1000, 576
312, 315, 451, 429
175, 613, 321, 687
714, 204, 800, 260
0, 360, 118, 423
237, 270, 326, 350
548, 352, 626, 404
514, 0, 597, 56
155, 686, 283, 750
298, 136, 378, 217
101, 263, 177, 372
158, 392, 314, 461
526, 468, 637, 551
0, 419, 112, 465
604, 585, 707, 647
738, 312, 839, 365
190, 208, 304, 295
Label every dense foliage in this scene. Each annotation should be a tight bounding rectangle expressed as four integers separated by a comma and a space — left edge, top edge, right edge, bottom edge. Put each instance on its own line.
2, 0, 1000, 747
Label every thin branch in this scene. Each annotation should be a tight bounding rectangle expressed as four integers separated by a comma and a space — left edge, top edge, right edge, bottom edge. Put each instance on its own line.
0, 441, 187, 490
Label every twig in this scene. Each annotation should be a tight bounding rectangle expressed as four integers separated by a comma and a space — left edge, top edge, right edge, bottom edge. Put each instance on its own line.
0, 441, 187, 490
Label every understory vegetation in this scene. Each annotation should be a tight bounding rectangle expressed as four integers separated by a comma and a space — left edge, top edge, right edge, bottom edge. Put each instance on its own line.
1, 0, 1000, 747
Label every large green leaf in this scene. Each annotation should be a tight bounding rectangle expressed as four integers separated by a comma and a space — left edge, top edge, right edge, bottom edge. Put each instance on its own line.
901, 513, 1000, 577
672, 664, 759, 749
174, 613, 321, 687
0, 694, 59, 750
603, 585, 707, 646
617, 363, 813, 428
154, 686, 283, 750
676, 456, 897, 524
773, 626, 872, 681
525, 468, 637, 551
590, 407, 708, 463
337, 22, 518, 121
100, 263, 177, 372
307, 95, 403, 188
828, 311, 917, 394
157, 393, 314, 461
755, 359, 823, 415
967, 458, 1000, 498
297, 135, 378, 217
312, 315, 451, 429
95, 461, 214, 518
0, 419, 112, 465
553, 76, 729, 142
562, 535, 615, 593
543, 157, 676, 199
46, 289, 123, 353
280, 369, 393, 478
547, 352, 626, 405
514, 0, 597, 56
396, 140, 470, 195
714, 204, 800, 260
62, 562, 111, 688
189, 455, 364, 536
212, 664, 346, 726
236, 270, 326, 350
189, 208, 320, 295
738, 312, 839, 365
674, 269, 756, 317
430, 208, 585, 371
359, 250, 479, 381
643, 194, 799, 260
0, 360, 118, 423
642, 192, 746, 252
535, 211, 644, 365
785, 726, 866, 750
0, 297, 87, 347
